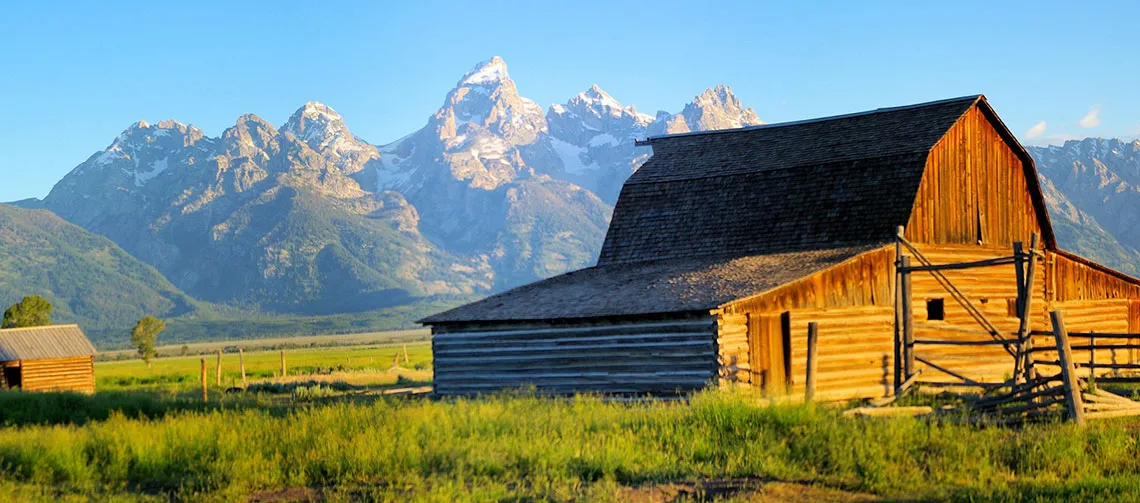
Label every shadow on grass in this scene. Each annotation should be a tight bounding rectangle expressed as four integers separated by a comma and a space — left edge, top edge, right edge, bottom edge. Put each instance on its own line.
0, 390, 279, 427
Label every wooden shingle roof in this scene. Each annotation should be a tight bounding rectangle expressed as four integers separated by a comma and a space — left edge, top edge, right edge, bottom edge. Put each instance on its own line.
423, 96, 989, 323
0, 324, 97, 361
599, 95, 981, 264
422, 245, 881, 323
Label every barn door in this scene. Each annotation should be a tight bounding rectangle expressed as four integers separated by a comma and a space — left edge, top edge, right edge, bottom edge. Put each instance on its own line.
748, 312, 789, 395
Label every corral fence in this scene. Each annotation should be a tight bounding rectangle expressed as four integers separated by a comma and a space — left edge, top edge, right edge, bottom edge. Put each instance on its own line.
800, 229, 1140, 424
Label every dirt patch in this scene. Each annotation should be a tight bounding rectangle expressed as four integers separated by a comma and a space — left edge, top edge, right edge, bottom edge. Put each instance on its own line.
620, 479, 881, 503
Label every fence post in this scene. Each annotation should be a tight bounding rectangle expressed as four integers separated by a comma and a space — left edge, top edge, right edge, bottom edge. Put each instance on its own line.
901, 256, 914, 382
1089, 331, 1097, 386
805, 322, 819, 402
239, 348, 247, 387
280, 350, 287, 378
404, 344, 410, 364
1014, 234, 1039, 388
215, 349, 222, 387
200, 358, 208, 403
1050, 311, 1086, 425
894, 225, 905, 393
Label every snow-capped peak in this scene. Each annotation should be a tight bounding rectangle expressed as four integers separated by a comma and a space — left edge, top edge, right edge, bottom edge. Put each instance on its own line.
282, 101, 350, 143
576, 84, 623, 111
459, 56, 510, 86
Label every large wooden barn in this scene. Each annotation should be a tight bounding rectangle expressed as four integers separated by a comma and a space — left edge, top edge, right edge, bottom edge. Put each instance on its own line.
0, 324, 97, 393
421, 95, 1140, 399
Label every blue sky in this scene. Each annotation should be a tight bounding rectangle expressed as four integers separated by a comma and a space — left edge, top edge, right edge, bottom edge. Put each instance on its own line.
1, 1, 1137, 202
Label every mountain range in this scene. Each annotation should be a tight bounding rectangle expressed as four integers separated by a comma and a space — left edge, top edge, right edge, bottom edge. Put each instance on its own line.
6, 56, 1140, 345
6, 57, 762, 343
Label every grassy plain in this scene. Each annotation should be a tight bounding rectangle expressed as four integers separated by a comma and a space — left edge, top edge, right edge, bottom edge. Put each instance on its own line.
3, 330, 1140, 502
3, 391, 1140, 502
96, 340, 433, 393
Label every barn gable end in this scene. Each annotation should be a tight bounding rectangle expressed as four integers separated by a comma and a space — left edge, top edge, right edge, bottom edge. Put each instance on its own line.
905, 101, 1054, 248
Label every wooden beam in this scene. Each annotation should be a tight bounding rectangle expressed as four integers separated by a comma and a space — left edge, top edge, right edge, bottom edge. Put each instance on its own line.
1015, 234, 1040, 387
894, 225, 904, 393
901, 256, 914, 384
899, 256, 1017, 272
1050, 311, 1086, 425
805, 322, 819, 402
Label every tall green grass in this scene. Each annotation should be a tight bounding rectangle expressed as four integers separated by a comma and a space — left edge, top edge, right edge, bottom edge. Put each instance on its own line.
1, 392, 1139, 501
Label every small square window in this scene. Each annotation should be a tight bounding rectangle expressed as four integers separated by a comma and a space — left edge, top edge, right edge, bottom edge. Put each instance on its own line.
927, 298, 945, 321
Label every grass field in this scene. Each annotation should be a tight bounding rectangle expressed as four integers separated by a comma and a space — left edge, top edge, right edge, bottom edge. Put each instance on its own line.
96, 329, 430, 360
5, 331, 1140, 501
2, 391, 1140, 502
96, 340, 434, 393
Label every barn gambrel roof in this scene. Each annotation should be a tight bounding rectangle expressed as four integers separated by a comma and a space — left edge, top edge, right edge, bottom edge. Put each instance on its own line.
422, 95, 1054, 323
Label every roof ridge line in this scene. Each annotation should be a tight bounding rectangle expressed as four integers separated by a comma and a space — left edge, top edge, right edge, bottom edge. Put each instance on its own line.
0, 323, 81, 331
638, 95, 982, 144
622, 150, 931, 186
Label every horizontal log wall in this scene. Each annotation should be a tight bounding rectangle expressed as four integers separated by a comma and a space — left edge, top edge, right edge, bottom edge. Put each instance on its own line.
432, 317, 718, 396
717, 313, 750, 386
20, 356, 95, 393
908, 244, 1044, 385
785, 306, 895, 401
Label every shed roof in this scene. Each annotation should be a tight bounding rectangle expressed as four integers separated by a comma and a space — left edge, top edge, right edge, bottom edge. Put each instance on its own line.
421, 245, 882, 323
0, 325, 97, 361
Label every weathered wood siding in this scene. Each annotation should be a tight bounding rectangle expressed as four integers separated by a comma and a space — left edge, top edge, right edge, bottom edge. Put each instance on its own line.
906, 244, 1046, 385
905, 106, 1043, 247
724, 248, 895, 314
718, 248, 896, 396
432, 317, 718, 395
1049, 251, 1140, 302
19, 356, 95, 393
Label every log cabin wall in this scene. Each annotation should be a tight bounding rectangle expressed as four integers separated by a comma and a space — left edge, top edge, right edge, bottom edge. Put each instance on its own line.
717, 247, 896, 397
1030, 251, 1140, 375
905, 105, 1044, 247
907, 243, 1047, 386
431, 316, 718, 396
19, 356, 95, 393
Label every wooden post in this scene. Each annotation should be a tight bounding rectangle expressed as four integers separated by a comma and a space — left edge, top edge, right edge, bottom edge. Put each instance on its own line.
805, 322, 819, 402
239, 348, 247, 387
1089, 331, 1096, 385
403, 344, 410, 364
901, 256, 914, 382
894, 226, 905, 393
200, 358, 208, 403
280, 350, 287, 378
1050, 310, 1086, 425
215, 349, 222, 387
1014, 235, 1039, 387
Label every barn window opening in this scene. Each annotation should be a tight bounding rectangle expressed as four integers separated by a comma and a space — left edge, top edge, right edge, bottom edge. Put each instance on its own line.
927, 298, 945, 321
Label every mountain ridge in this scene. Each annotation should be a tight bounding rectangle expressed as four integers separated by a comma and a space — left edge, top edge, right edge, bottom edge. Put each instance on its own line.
15, 56, 1140, 344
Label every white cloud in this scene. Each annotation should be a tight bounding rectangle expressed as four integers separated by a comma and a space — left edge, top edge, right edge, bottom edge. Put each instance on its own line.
1024, 121, 1047, 139
1079, 106, 1101, 128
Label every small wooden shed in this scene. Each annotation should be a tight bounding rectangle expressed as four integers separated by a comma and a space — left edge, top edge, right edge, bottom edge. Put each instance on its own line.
421, 95, 1140, 399
0, 324, 97, 393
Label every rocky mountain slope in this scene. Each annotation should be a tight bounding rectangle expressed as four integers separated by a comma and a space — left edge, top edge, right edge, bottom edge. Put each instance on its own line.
28, 57, 763, 317
39, 111, 489, 315
1028, 139, 1140, 275
0, 203, 200, 335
